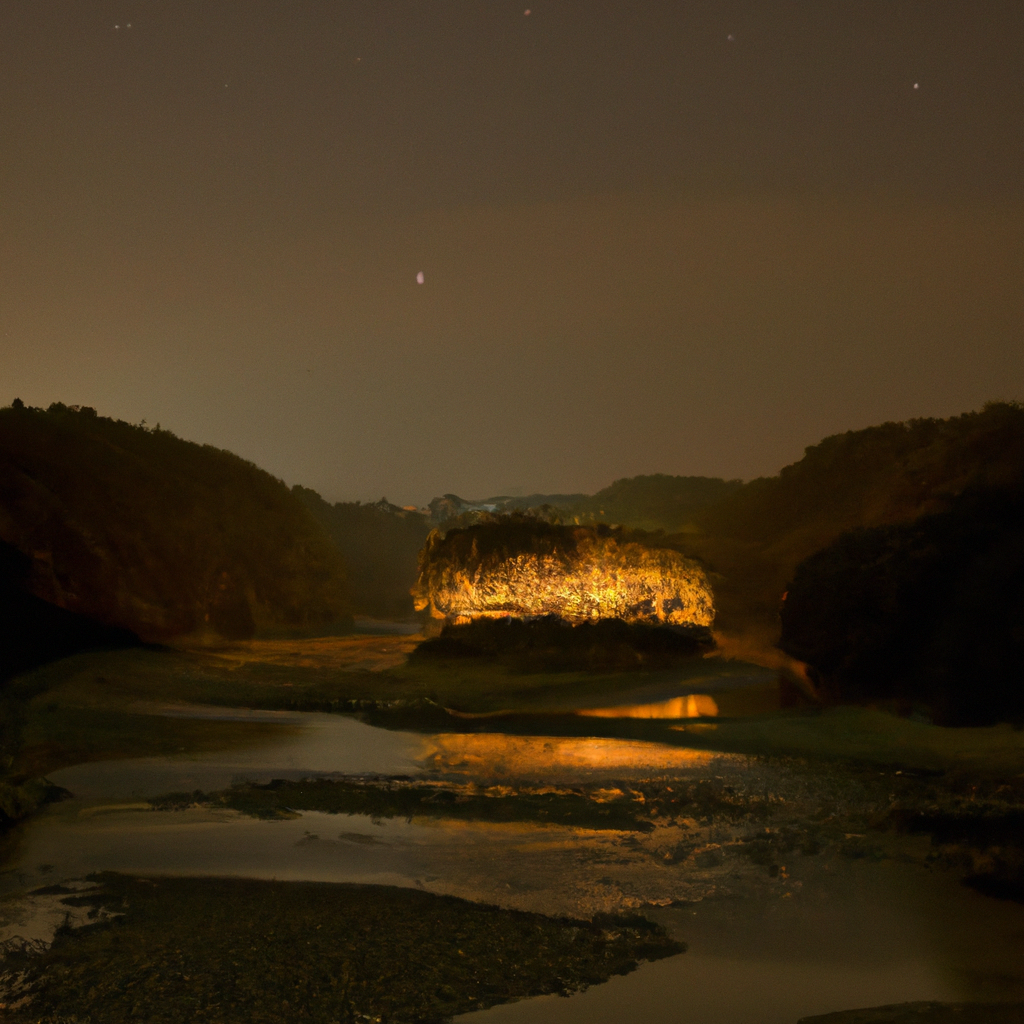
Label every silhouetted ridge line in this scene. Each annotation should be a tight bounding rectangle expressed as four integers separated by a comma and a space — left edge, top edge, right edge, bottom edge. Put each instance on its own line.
0, 401, 350, 642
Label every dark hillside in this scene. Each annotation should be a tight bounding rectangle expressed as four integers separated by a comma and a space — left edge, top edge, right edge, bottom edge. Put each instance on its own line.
778, 485, 1024, 725
293, 489, 430, 619
562, 474, 743, 533
701, 403, 1024, 544
0, 402, 349, 641
0, 539, 139, 681
682, 403, 1024, 643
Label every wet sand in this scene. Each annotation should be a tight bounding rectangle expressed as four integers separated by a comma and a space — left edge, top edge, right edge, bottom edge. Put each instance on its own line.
460, 857, 1024, 1023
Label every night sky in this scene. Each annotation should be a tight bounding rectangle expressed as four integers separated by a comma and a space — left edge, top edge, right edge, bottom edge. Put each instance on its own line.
3, 2, 1022, 504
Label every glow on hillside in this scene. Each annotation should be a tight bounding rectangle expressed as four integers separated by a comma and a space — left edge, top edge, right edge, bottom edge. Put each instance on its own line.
413, 534, 715, 626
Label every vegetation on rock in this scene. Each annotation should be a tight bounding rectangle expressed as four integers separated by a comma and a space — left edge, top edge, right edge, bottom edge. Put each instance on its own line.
413, 514, 714, 628
150, 775, 659, 831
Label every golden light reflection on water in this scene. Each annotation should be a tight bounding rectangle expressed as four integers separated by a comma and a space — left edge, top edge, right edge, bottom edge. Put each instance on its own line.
420, 732, 718, 778
577, 694, 719, 719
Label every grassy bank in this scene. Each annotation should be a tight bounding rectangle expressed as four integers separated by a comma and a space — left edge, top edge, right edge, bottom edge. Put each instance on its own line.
0, 651, 303, 839
4, 652, 298, 782
12, 644, 1024, 781
13, 641, 768, 717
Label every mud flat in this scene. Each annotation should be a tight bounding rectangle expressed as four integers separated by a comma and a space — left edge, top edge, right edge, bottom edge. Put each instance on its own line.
0, 874, 683, 1023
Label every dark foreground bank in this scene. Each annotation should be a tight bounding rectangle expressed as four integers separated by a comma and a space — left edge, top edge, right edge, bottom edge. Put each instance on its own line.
0, 874, 683, 1024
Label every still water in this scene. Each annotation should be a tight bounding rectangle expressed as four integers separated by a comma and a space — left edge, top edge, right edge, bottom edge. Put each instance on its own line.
5, 705, 1023, 1022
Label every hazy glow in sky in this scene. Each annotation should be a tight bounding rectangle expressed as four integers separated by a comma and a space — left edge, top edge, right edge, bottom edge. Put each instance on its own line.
2, 2, 1021, 504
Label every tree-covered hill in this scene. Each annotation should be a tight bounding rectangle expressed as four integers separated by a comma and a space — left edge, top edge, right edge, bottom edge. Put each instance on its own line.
562, 474, 744, 533
700, 402, 1024, 546
0, 402, 350, 642
680, 403, 1024, 642
778, 484, 1024, 725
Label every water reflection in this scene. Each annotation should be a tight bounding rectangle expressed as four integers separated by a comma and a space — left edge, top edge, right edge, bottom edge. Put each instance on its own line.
458, 935, 951, 1024
577, 694, 718, 719
11, 807, 425, 890
47, 709, 427, 801
5, 705, 1024, 1022
421, 732, 721, 779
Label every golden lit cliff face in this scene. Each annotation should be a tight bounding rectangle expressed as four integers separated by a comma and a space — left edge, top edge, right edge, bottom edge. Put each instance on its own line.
413, 527, 714, 627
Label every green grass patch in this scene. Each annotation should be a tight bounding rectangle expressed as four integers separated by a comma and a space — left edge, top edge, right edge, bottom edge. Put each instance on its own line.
11, 647, 341, 713
12, 644, 764, 717
2, 873, 684, 1024
671, 706, 1024, 775
380, 656, 744, 714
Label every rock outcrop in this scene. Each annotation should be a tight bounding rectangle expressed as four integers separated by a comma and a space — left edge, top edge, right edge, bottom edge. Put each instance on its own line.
413, 515, 714, 627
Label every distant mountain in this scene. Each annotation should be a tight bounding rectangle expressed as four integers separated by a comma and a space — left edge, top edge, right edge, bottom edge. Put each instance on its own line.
424, 477, 740, 533
0, 402, 350, 642
425, 493, 588, 526
9, 397, 1020, 681
699, 402, 1024, 545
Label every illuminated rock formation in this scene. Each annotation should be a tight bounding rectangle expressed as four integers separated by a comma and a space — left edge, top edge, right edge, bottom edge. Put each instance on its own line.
412, 517, 714, 627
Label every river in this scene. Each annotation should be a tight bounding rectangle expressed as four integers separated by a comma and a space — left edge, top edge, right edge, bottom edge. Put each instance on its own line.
2, 703, 1023, 1022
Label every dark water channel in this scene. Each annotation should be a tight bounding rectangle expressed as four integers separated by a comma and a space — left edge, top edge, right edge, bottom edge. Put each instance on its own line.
3, 705, 1023, 1022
